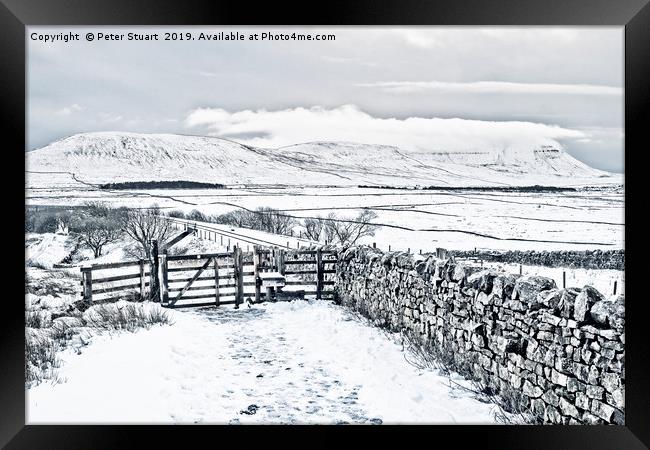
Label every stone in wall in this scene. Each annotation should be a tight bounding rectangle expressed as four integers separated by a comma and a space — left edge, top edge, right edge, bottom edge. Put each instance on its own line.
334, 246, 625, 425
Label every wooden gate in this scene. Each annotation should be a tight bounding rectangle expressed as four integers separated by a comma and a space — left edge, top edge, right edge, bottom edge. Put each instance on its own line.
160, 248, 252, 308
161, 246, 338, 308
81, 246, 339, 308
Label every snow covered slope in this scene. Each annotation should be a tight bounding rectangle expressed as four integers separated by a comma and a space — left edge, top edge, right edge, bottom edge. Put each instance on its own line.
26, 132, 621, 187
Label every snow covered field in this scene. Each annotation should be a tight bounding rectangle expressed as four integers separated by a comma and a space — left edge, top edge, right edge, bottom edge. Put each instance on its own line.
24, 140, 624, 425
27, 300, 507, 424
467, 261, 624, 297
26, 171, 624, 253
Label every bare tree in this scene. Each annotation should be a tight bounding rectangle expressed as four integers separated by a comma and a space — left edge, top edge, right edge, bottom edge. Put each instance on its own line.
55, 210, 73, 234
122, 206, 173, 258
213, 207, 296, 235
324, 210, 379, 246
255, 207, 297, 235
75, 216, 123, 257
323, 212, 337, 245
303, 216, 326, 242
70, 203, 125, 257
186, 209, 209, 222
213, 210, 252, 228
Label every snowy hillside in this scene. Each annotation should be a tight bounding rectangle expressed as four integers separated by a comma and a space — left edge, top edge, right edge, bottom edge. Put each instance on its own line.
26, 132, 620, 187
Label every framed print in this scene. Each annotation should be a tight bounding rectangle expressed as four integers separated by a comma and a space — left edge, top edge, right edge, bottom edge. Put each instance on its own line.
2, 0, 649, 448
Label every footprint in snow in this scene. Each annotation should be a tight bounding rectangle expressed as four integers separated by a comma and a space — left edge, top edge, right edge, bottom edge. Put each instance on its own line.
240, 404, 259, 415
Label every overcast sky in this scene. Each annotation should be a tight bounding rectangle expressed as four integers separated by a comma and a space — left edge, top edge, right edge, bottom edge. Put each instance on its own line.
27, 26, 624, 172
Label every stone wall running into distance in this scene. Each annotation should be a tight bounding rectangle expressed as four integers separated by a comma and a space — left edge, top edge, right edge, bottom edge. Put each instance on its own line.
449, 249, 624, 271
334, 246, 625, 425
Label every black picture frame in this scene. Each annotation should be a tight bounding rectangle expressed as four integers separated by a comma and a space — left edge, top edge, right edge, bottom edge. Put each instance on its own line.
2, 0, 647, 448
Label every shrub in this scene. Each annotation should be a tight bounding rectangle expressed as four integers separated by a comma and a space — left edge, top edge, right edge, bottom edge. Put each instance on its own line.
186, 209, 209, 222
34, 214, 59, 233
25, 330, 60, 384
83, 303, 172, 332
25, 301, 173, 386
25, 323, 75, 385
25, 311, 52, 328
167, 210, 186, 219
401, 331, 538, 424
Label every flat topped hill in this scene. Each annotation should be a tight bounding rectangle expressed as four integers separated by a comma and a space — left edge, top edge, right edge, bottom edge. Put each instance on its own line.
26, 132, 621, 188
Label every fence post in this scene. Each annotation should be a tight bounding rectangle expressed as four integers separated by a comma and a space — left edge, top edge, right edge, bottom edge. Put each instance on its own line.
214, 257, 220, 307
519, 264, 522, 275
278, 249, 286, 277
159, 251, 169, 305
139, 259, 146, 301
81, 267, 92, 304
234, 246, 243, 308
563, 271, 566, 289
253, 246, 261, 304
316, 248, 323, 300
613, 280, 618, 295
150, 239, 159, 302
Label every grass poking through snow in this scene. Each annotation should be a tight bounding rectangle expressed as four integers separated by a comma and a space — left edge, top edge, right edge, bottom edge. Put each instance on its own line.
26, 301, 172, 387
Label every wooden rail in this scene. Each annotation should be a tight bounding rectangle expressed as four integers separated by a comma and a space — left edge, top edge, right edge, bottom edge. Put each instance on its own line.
81, 259, 151, 304
80, 246, 339, 307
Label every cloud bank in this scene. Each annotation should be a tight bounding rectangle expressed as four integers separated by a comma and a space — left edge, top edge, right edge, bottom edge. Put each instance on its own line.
184, 105, 586, 153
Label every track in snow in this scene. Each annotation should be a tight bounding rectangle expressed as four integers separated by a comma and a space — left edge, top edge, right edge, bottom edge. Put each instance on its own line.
27, 301, 506, 424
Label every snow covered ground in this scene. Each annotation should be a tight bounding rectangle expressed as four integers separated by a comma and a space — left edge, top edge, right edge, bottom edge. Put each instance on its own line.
166, 217, 319, 250
26, 174, 624, 252
467, 261, 624, 297
27, 300, 508, 424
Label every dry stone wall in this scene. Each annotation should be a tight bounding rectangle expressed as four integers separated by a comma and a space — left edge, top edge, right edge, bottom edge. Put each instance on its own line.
449, 249, 624, 271
334, 246, 625, 425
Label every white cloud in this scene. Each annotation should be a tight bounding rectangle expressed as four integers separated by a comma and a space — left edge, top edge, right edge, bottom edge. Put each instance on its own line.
357, 81, 622, 96
55, 103, 84, 115
98, 112, 123, 123
321, 55, 377, 67
391, 28, 583, 49
392, 29, 443, 48
185, 104, 586, 152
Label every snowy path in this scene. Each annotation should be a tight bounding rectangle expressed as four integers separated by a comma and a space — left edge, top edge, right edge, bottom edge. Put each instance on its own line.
28, 301, 504, 424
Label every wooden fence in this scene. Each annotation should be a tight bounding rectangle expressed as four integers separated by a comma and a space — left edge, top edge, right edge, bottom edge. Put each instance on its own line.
165, 217, 319, 250
80, 247, 338, 308
80, 259, 151, 304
